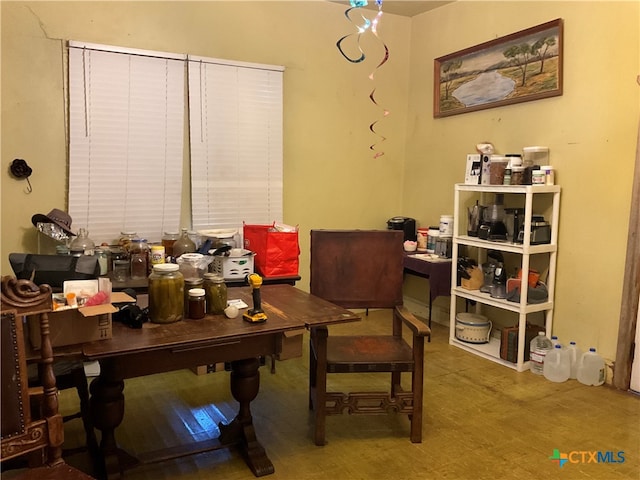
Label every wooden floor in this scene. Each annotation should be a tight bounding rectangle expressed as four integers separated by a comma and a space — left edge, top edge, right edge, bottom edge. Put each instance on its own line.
52, 315, 639, 479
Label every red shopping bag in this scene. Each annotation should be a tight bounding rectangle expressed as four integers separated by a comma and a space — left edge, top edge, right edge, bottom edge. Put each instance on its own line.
243, 223, 299, 277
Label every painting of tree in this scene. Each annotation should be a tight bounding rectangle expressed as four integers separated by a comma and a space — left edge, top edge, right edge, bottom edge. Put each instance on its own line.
433, 19, 563, 118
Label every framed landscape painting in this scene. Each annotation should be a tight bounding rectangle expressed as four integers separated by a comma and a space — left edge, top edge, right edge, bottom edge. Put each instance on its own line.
434, 19, 563, 118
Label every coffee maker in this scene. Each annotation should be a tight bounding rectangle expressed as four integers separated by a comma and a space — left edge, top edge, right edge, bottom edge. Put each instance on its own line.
387, 217, 417, 242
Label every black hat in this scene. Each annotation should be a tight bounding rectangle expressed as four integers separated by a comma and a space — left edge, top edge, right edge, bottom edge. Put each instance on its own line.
31, 208, 76, 236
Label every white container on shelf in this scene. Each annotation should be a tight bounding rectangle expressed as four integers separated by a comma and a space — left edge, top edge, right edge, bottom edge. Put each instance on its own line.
439, 215, 454, 237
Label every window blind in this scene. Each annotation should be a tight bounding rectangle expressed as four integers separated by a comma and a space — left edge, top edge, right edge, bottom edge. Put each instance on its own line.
188, 56, 284, 233
68, 41, 186, 245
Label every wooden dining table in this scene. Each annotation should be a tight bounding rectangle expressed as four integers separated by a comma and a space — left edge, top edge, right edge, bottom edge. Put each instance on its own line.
80, 284, 359, 479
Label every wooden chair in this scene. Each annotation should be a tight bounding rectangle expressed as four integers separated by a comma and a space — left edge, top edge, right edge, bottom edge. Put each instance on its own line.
1, 276, 94, 479
308, 230, 430, 446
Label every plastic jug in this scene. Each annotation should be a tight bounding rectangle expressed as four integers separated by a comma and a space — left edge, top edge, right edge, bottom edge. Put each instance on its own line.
566, 341, 582, 380
543, 344, 570, 383
576, 348, 606, 386
530, 331, 553, 375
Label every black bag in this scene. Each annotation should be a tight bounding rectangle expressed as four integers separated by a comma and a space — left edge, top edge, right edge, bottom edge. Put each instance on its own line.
9, 253, 99, 289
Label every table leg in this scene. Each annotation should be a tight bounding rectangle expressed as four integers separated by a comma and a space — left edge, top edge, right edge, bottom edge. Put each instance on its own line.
218, 357, 274, 477
89, 360, 138, 479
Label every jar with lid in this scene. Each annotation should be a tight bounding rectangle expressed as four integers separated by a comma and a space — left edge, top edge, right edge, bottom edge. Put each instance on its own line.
187, 288, 206, 319
511, 166, 524, 185
184, 277, 204, 317
118, 231, 138, 256
95, 247, 110, 275
148, 263, 184, 324
129, 238, 149, 279
162, 231, 179, 258
69, 228, 95, 256
204, 273, 228, 315
172, 228, 196, 258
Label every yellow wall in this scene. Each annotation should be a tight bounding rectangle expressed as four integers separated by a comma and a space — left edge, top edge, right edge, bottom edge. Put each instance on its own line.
2, 1, 638, 363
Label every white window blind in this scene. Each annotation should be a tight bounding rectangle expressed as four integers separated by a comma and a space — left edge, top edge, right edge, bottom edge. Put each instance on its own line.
188, 56, 284, 233
68, 41, 185, 245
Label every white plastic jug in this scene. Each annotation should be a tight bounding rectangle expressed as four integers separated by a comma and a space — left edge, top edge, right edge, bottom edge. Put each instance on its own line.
543, 344, 570, 383
576, 348, 606, 386
566, 341, 582, 380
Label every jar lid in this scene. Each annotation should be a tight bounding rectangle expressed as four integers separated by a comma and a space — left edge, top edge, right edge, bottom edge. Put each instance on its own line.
204, 273, 225, 282
180, 253, 203, 260
153, 263, 179, 272
188, 288, 205, 297
121, 231, 137, 236
511, 166, 525, 172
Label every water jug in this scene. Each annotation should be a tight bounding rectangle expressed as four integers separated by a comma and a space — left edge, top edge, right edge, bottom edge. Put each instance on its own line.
576, 348, 606, 386
543, 344, 570, 383
567, 341, 582, 379
529, 331, 553, 375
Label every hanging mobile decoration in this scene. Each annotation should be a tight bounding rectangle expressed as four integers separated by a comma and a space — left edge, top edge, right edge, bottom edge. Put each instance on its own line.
336, 0, 389, 158
336, 1, 370, 63
367, 0, 389, 158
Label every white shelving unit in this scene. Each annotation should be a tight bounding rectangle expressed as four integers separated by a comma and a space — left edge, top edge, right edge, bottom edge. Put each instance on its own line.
449, 184, 561, 372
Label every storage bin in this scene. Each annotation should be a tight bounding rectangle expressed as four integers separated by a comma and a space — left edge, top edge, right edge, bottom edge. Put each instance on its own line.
212, 250, 255, 280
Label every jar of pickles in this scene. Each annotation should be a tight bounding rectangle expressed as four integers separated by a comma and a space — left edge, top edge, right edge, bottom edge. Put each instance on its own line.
148, 263, 184, 324
204, 273, 227, 315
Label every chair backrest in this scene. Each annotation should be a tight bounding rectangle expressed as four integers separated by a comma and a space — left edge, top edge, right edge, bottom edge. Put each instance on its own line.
310, 230, 404, 309
1, 276, 63, 466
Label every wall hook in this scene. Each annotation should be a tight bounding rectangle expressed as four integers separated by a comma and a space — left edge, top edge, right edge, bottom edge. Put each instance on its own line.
10, 158, 33, 193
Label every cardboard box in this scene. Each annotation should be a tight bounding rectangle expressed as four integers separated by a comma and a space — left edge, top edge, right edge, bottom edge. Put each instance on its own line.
276, 329, 305, 360
28, 291, 134, 349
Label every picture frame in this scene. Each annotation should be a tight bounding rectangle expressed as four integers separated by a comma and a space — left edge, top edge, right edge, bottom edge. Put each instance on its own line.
434, 18, 563, 118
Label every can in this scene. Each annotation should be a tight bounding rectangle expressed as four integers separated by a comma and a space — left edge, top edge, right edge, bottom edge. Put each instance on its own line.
151, 245, 165, 265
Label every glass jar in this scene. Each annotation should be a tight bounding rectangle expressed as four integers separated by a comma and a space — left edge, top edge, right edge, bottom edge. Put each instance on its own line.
172, 228, 196, 258
184, 277, 204, 317
118, 231, 138, 256
187, 288, 206, 319
204, 273, 227, 315
69, 228, 95, 256
95, 246, 110, 275
148, 264, 184, 324
511, 166, 524, 185
162, 231, 179, 258
129, 238, 149, 279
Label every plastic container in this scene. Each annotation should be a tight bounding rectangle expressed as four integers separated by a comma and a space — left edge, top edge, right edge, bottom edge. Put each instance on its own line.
522, 146, 549, 166
417, 228, 429, 251
567, 341, 582, 379
543, 344, 570, 382
150, 245, 165, 265
148, 263, 184, 324
511, 166, 524, 185
439, 215, 454, 237
540, 165, 555, 185
532, 169, 545, 185
427, 227, 439, 254
530, 331, 553, 375
204, 273, 228, 315
489, 156, 509, 185
576, 348, 606, 386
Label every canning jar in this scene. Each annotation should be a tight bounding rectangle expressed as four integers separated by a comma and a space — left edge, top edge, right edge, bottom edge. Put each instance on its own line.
162, 231, 179, 258
148, 263, 184, 324
204, 273, 227, 315
184, 277, 204, 317
129, 238, 149, 279
187, 288, 206, 319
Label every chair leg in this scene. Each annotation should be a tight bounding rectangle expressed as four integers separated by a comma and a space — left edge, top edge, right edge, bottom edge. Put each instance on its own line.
72, 367, 99, 454
409, 336, 425, 443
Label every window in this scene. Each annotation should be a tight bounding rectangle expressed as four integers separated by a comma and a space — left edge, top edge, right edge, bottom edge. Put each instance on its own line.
188, 56, 284, 233
68, 42, 185, 244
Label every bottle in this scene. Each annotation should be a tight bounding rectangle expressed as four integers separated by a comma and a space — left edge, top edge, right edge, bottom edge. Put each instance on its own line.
172, 227, 196, 258
204, 273, 228, 315
129, 238, 149, 279
576, 348, 606, 386
69, 228, 95, 256
543, 344, 570, 382
567, 341, 582, 380
529, 331, 553, 375
148, 263, 184, 324
187, 288, 206, 319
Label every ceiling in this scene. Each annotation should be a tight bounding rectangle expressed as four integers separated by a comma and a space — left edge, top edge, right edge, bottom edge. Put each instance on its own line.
330, 1, 453, 17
